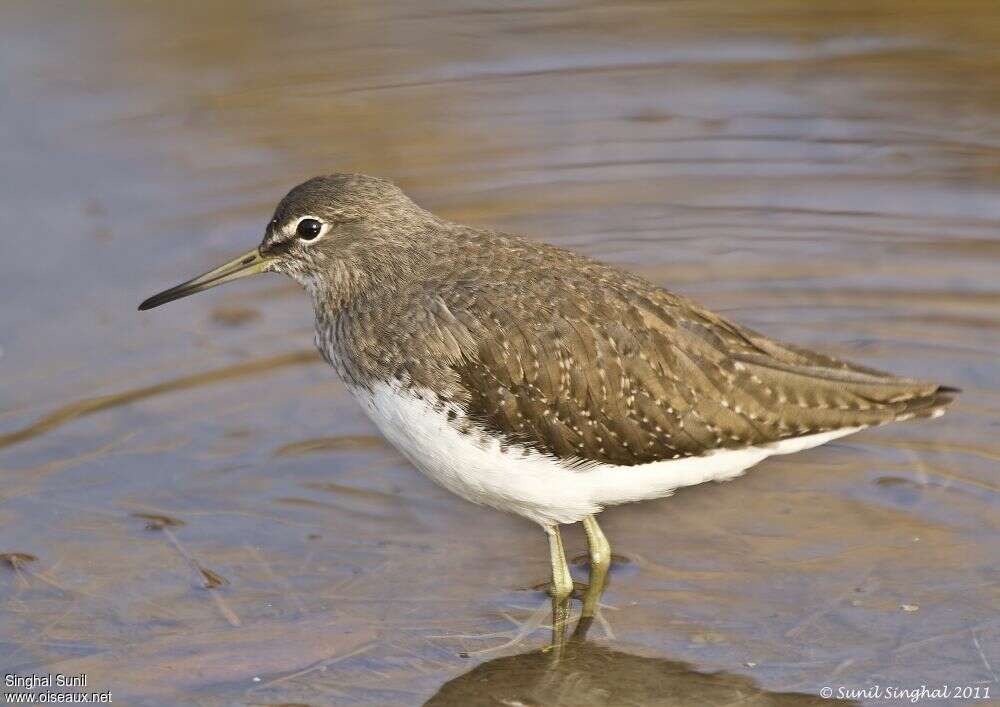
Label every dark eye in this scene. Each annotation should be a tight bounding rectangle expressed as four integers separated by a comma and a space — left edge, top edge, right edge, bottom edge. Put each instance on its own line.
296, 218, 323, 241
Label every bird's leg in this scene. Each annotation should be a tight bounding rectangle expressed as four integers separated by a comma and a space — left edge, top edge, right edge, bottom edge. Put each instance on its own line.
545, 524, 573, 651
574, 514, 611, 639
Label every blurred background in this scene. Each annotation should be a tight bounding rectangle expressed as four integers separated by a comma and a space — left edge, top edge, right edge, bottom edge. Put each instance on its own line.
1, 1, 997, 704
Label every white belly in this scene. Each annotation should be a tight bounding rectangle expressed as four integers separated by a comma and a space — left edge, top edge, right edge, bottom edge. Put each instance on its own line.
350, 381, 861, 527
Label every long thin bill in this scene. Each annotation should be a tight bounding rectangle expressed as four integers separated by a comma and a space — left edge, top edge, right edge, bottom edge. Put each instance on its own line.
138, 248, 270, 311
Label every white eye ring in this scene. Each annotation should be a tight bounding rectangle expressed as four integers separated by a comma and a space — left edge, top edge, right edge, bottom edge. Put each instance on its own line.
290, 215, 330, 244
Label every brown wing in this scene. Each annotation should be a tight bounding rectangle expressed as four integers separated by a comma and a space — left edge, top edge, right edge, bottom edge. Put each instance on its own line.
435, 280, 955, 467
348, 233, 955, 467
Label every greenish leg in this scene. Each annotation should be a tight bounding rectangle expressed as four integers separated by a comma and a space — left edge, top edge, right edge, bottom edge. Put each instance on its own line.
579, 514, 611, 625
545, 524, 573, 650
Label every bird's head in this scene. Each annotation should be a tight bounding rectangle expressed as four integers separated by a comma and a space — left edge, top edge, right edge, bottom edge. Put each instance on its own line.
139, 173, 432, 311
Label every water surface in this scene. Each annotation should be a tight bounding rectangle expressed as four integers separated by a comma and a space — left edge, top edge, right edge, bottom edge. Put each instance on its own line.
1, 1, 997, 704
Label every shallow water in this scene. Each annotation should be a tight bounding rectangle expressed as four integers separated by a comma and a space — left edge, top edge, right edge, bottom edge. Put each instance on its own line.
1, 1, 997, 704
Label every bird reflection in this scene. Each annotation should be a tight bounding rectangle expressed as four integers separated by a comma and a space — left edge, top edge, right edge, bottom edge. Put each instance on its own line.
426, 627, 855, 707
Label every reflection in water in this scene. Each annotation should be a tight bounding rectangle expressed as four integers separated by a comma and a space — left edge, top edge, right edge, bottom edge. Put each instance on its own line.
427, 634, 856, 707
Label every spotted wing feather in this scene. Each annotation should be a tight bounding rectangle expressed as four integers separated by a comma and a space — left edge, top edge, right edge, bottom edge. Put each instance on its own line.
348, 234, 956, 467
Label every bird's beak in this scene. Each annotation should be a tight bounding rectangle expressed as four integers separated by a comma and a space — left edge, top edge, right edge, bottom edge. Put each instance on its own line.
138, 248, 272, 311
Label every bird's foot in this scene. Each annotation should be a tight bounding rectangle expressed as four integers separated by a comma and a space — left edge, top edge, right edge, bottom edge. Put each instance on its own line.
430, 597, 557, 656
429, 589, 616, 656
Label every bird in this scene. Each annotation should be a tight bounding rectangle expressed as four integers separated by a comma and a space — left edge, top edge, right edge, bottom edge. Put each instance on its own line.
140, 173, 957, 642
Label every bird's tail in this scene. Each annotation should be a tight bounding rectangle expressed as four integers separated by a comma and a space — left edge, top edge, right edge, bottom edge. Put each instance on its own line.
730, 352, 959, 430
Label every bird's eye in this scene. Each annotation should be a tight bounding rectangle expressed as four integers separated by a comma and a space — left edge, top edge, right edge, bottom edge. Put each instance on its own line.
296, 218, 323, 241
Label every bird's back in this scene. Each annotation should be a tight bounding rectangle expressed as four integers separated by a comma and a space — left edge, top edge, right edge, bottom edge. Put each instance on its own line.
323, 225, 956, 468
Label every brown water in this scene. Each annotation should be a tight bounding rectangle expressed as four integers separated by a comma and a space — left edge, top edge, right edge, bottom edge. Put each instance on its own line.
1, 2, 998, 705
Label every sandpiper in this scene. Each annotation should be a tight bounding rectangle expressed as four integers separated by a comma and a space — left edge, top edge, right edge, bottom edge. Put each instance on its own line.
140, 174, 957, 641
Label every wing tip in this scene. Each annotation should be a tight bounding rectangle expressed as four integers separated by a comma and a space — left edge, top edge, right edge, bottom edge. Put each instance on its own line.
898, 384, 958, 421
